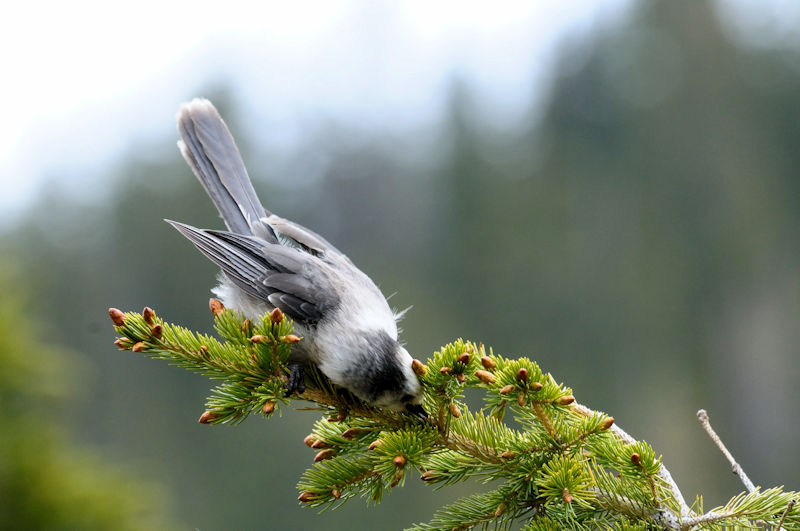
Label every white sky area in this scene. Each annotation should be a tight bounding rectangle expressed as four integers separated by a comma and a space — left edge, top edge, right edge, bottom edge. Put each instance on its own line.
0, 0, 795, 224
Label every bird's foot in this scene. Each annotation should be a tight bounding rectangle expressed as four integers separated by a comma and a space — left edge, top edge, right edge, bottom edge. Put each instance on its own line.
284, 362, 306, 397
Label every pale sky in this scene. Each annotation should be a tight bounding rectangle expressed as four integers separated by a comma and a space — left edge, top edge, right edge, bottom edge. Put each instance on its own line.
0, 0, 791, 224
0, 0, 634, 222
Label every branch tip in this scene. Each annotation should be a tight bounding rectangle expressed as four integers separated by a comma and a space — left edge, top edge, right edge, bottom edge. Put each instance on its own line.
209, 298, 225, 317
600, 417, 615, 430
142, 306, 155, 325
480, 356, 496, 370
269, 307, 284, 323
314, 449, 334, 462
108, 308, 126, 326
475, 370, 496, 384
198, 411, 218, 424
556, 394, 575, 406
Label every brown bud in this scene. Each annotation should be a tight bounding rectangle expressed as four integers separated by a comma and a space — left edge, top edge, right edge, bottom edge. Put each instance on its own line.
314, 449, 334, 462
298, 491, 318, 503
331, 489, 341, 499
393, 455, 407, 467
198, 411, 219, 424
303, 435, 316, 447
199, 345, 209, 358
456, 373, 465, 383
420, 471, 437, 482
530, 381, 543, 391
142, 306, 156, 325
556, 395, 575, 406
449, 403, 461, 418
250, 335, 268, 344
457, 352, 470, 365
500, 450, 516, 460
311, 439, 328, 449
630, 452, 641, 466
517, 391, 526, 407
475, 370, 496, 385
390, 472, 402, 488
342, 428, 363, 440
600, 417, 615, 431
336, 410, 348, 422
150, 324, 163, 340
499, 384, 515, 395
516, 368, 528, 382
108, 308, 126, 326
114, 339, 129, 349
241, 319, 252, 334
281, 334, 301, 344
209, 298, 225, 317
562, 488, 573, 503
132, 342, 145, 353
492, 400, 507, 421
368, 440, 383, 451
439, 366, 451, 375
262, 401, 275, 415
493, 503, 506, 517
269, 307, 284, 323
411, 359, 427, 376
480, 356, 496, 370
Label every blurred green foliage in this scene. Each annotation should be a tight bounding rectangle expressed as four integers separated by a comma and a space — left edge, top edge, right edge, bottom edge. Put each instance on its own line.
0, 266, 175, 529
1, 1, 799, 529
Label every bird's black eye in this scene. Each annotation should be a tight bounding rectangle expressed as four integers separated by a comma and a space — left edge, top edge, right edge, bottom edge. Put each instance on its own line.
401, 394, 413, 403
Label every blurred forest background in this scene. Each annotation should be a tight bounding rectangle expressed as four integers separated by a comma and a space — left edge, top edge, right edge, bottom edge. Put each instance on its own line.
2, 1, 800, 529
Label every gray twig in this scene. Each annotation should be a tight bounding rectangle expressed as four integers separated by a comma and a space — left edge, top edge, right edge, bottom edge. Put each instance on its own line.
696, 409, 756, 493
775, 498, 795, 531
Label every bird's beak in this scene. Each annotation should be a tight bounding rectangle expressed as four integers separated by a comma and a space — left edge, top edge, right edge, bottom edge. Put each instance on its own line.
405, 403, 428, 420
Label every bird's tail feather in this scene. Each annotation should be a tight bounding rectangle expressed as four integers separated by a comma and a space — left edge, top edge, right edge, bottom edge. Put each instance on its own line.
177, 99, 269, 236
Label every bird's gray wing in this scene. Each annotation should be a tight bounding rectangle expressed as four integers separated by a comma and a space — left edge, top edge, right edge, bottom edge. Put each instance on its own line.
266, 215, 344, 257
177, 99, 277, 243
167, 220, 338, 324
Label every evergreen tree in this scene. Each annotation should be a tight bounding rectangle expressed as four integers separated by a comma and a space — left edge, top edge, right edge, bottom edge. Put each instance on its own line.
107, 303, 799, 529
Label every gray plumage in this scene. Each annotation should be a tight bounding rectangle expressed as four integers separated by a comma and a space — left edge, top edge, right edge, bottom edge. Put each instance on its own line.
167, 99, 422, 409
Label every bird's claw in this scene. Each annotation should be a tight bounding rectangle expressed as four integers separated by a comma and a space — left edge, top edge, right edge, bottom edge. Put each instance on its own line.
284, 362, 306, 397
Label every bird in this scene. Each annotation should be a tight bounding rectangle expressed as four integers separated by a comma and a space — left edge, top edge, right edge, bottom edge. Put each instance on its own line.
166, 99, 424, 414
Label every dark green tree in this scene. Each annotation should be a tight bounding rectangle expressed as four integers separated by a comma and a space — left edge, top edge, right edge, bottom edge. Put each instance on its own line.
0, 267, 176, 530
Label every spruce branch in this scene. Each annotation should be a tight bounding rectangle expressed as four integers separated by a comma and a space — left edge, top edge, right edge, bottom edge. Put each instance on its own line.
107, 304, 800, 530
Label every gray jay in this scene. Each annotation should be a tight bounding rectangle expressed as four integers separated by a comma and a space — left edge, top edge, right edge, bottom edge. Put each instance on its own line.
167, 99, 424, 413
